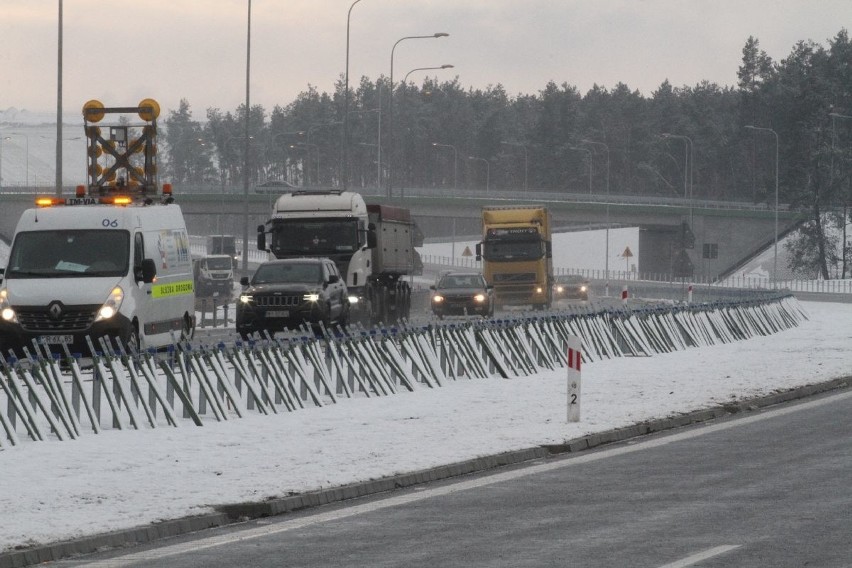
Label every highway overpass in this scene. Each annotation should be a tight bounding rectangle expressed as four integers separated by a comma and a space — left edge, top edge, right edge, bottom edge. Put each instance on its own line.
0, 185, 804, 281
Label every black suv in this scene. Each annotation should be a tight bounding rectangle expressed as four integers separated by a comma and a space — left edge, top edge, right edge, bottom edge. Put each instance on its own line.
236, 258, 349, 339
430, 271, 494, 318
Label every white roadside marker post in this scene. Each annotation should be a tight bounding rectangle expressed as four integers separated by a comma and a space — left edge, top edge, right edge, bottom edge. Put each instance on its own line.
567, 335, 582, 422
621, 285, 628, 306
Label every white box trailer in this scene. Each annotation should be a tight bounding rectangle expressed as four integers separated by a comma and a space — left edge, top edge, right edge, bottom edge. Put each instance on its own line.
0, 198, 195, 356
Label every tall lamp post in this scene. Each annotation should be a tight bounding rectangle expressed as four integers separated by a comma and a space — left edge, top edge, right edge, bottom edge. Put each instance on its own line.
661, 133, 694, 224
568, 146, 593, 194
241, 0, 252, 275
56, 0, 63, 194
580, 139, 610, 292
467, 156, 490, 194
431, 143, 458, 190
500, 141, 528, 193
343, 0, 363, 191
387, 32, 449, 198
830, 112, 852, 277
745, 125, 779, 286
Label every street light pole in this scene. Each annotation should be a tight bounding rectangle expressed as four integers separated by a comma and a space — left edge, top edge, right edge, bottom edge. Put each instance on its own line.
745, 125, 780, 286
581, 139, 610, 292
387, 32, 449, 198
467, 156, 489, 194
343, 0, 363, 192
568, 146, 593, 195
432, 143, 458, 189
55, 0, 63, 195
241, 0, 252, 275
500, 141, 528, 193
661, 133, 694, 225
830, 112, 852, 277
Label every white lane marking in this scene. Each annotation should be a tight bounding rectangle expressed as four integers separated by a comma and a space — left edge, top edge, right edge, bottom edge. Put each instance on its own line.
657, 545, 741, 567
78, 390, 852, 567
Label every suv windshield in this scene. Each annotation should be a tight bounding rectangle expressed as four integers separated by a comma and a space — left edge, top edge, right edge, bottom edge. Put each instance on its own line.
253, 263, 322, 284
439, 275, 485, 288
6, 230, 130, 278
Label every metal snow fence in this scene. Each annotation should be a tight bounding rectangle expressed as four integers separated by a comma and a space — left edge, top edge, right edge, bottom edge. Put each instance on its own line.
0, 294, 808, 447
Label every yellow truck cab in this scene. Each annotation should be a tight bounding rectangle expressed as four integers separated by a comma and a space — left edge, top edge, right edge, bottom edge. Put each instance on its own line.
476, 206, 553, 310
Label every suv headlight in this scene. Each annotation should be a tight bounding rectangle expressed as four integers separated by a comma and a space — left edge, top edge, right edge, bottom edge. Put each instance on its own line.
303, 293, 320, 303
0, 289, 17, 323
473, 293, 487, 303
239, 294, 253, 304
95, 286, 124, 321
432, 294, 445, 303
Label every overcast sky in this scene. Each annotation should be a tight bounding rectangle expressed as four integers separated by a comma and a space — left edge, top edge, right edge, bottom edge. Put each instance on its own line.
1, 1, 850, 119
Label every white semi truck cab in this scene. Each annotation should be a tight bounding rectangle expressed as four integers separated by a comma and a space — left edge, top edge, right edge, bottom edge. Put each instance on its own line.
257, 190, 420, 325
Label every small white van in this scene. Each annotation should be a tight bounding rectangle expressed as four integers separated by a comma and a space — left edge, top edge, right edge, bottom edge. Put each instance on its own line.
0, 196, 195, 356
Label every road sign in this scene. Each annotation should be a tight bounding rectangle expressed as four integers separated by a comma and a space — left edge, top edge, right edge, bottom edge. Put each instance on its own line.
622, 246, 633, 258
461, 246, 473, 257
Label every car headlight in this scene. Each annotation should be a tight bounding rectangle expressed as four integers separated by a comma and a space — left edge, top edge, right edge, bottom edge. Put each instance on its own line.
239, 294, 253, 304
0, 289, 17, 323
556, 285, 564, 293
347, 295, 359, 304
473, 293, 487, 303
303, 293, 320, 303
432, 294, 445, 304
580, 285, 588, 292
95, 286, 124, 322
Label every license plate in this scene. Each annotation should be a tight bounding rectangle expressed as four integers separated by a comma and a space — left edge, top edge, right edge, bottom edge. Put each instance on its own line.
40, 335, 74, 345
265, 310, 289, 318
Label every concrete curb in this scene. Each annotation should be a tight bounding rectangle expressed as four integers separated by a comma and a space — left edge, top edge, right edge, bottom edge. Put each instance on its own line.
1, 376, 849, 568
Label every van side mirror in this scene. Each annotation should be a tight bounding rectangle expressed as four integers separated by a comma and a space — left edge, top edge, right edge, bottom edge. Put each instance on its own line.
475, 243, 482, 262
256, 225, 267, 251
0, 267, 4, 285
327, 274, 339, 285
240, 276, 250, 286
140, 259, 157, 284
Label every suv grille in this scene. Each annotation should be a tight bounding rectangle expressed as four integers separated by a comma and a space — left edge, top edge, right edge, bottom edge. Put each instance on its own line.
16, 306, 98, 332
255, 294, 302, 307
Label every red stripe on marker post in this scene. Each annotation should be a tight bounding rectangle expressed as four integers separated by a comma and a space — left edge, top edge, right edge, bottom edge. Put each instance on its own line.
566, 335, 582, 422
621, 285, 628, 305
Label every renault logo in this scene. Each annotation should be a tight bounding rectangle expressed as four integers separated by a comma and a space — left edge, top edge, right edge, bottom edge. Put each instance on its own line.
48, 302, 63, 321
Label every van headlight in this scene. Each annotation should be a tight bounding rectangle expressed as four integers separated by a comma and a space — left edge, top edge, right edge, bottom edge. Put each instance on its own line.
0, 289, 17, 323
95, 286, 124, 321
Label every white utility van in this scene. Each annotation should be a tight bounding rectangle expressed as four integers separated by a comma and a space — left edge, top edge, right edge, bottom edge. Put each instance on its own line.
0, 196, 195, 356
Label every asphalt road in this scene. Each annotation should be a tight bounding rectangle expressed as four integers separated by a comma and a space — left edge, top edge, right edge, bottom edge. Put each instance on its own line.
60, 389, 852, 568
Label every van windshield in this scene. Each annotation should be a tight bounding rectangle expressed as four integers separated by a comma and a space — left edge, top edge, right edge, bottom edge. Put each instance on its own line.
6, 230, 130, 278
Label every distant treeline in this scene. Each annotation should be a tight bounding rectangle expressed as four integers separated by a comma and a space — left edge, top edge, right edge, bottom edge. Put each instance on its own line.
162, 31, 852, 279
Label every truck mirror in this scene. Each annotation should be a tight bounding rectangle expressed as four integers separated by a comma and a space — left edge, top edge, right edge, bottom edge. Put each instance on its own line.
256, 225, 267, 251
0, 267, 4, 285
140, 258, 157, 284
546, 241, 553, 258
475, 243, 482, 261
366, 225, 377, 249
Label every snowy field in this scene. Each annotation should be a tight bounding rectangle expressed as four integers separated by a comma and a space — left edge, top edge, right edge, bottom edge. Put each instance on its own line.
0, 299, 850, 553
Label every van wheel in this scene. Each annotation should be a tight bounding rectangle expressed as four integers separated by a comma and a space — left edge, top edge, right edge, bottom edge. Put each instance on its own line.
181, 315, 195, 341
124, 322, 140, 353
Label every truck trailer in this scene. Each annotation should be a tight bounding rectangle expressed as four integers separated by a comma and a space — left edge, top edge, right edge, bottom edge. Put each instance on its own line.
256, 190, 421, 325
476, 206, 553, 309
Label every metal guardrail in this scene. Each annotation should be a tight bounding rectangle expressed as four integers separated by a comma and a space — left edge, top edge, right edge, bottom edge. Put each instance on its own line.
0, 295, 805, 448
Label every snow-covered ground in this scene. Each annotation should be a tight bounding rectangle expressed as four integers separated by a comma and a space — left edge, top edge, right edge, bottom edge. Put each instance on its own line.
1, 299, 850, 554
